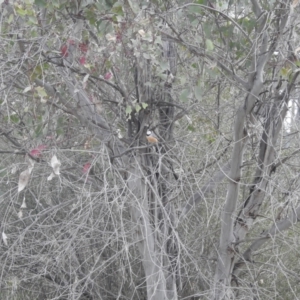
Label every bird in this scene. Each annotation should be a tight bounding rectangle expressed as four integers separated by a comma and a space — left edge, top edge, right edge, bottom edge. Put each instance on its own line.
146, 130, 158, 144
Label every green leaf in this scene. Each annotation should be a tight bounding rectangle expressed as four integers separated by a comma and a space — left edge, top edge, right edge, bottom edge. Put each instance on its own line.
0, 169, 7, 178
56, 117, 65, 136
86, 8, 97, 25
35, 124, 43, 137
280, 67, 292, 78
141, 102, 148, 109
34, 0, 47, 6
35, 86, 47, 98
112, 1, 123, 16
28, 16, 37, 25
159, 61, 169, 72
187, 4, 203, 14
206, 39, 214, 51
102, 0, 117, 9
105, 60, 112, 69
195, 85, 202, 101
10, 115, 19, 123
7, 14, 14, 24
207, 67, 219, 77
240, 17, 256, 34
180, 89, 190, 102
125, 106, 132, 119
205, 133, 216, 144
135, 104, 141, 113
203, 23, 213, 37
127, 0, 139, 13
187, 125, 195, 132
143, 53, 150, 59
53, 0, 61, 8
180, 77, 186, 85
16, 8, 28, 16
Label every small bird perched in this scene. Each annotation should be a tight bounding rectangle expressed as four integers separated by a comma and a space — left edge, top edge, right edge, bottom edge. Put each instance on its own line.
146, 130, 158, 144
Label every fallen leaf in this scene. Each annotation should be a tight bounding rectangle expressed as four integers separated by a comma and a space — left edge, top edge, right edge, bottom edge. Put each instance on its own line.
138, 29, 146, 37
79, 56, 86, 65
104, 72, 113, 80
23, 86, 32, 93
105, 33, 116, 42
50, 155, 61, 175
18, 169, 32, 192
27, 157, 35, 170
2, 232, 8, 246
29, 144, 47, 158
83, 74, 89, 83
21, 197, 27, 208
47, 172, 55, 181
79, 43, 88, 53
83, 162, 91, 174
11, 165, 17, 174
61, 44, 68, 57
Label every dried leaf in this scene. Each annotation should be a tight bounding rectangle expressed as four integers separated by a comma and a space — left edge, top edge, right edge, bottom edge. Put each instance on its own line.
11, 165, 17, 174
105, 33, 116, 42
26, 157, 35, 170
83, 162, 91, 174
117, 129, 123, 138
83, 74, 89, 83
138, 29, 146, 37
35, 86, 47, 98
21, 197, 27, 208
50, 155, 61, 175
185, 115, 192, 124
2, 232, 8, 246
18, 211, 23, 219
18, 169, 31, 192
23, 86, 32, 93
47, 172, 55, 181
292, 0, 300, 8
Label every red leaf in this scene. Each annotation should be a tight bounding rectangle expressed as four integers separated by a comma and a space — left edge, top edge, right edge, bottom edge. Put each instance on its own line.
79, 43, 88, 53
29, 149, 40, 157
116, 32, 122, 42
104, 72, 113, 80
67, 39, 75, 45
83, 162, 91, 174
79, 56, 86, 65
29, 144, 47, 158
37, 144, 47, 151
61, 44, 68, 57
